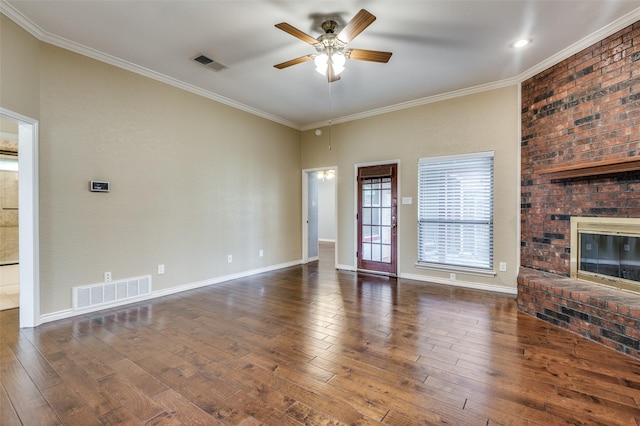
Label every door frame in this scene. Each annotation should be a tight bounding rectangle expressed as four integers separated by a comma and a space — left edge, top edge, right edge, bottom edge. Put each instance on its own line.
301, 166, 338, 266
1, 108, 40, 328
353, 160, 400, 276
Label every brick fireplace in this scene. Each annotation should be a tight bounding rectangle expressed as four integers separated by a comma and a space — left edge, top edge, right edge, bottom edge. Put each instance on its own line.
519, 20, 640, 360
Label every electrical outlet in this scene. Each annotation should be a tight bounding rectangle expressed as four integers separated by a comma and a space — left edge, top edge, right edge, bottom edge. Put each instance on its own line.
499, 262, 507, 272
259, 249, 264, 257
449, 273, 456, 281
104, 271, 112, 282
227, 255, 233, 263
158, 264, 165, 274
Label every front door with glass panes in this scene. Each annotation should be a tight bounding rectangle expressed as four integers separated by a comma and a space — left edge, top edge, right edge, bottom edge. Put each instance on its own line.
357, 163, 398, 275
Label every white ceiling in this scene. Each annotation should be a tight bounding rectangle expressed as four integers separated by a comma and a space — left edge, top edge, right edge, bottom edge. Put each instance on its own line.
3, 1, 640, 129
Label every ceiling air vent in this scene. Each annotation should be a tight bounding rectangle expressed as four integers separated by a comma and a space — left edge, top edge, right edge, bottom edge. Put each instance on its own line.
193, 54, 227, 71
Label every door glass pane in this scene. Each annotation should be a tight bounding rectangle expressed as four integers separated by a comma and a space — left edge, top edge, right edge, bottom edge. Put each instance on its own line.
362, 208, 372, 225
382, 189, 391, 207
363, 189, 371, 207
371, 226, 381, 243
382, 227, 391, 244
382, 245, 391, 263
372, 243, 381, 261
362, 243, 372, 260
381, 208, 391, 226
363, 225, 372, 242
372, 208, 380, 225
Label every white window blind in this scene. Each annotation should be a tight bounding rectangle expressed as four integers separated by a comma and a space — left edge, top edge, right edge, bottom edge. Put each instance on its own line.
418, 151, 494, 270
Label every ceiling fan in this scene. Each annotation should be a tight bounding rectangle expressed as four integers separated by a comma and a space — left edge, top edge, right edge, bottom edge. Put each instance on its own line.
274, 9, 392, 83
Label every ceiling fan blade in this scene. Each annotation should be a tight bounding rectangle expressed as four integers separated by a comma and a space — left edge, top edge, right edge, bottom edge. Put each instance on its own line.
347, 49, 392, 63
337, 9, 376, 44
275, 23, 318, 45
274, 55, 313, 69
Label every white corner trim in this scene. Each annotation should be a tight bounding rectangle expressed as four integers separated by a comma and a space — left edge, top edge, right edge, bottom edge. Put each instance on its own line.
38, 259, 303, 325
400, 272, 518, 295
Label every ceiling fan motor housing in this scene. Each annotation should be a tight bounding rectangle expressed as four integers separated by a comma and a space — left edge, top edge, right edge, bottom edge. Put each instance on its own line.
321, 20, 338, 34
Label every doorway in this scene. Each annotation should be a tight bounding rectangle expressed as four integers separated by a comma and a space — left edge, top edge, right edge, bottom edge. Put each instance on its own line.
356, 162, 398, 275
0, 108, 39, 328
0, 131, 19, 310
302, 167, 337, 267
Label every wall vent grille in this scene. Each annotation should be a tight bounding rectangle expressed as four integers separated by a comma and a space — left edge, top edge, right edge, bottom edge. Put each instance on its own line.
192, 54, 227, 71
73, 275, 152, 311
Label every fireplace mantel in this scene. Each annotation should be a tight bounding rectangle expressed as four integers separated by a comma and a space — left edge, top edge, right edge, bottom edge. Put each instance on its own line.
539, 156, 640, 180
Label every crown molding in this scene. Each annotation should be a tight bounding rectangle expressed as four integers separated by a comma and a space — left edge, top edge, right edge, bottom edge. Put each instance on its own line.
3, 1, 640, 131
517, 7, 640, 83
303, 8, 640, 131
301, 77, 519, 131
0, 2, 302, 130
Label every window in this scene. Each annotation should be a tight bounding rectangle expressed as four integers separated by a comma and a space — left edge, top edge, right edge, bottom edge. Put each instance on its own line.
417, 151, 494, 271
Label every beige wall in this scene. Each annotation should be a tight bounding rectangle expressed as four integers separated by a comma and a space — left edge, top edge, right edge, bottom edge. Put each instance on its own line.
37, 45, 301, 314
301, 86, 520, 290
0, 15, 40, 119
1, 19, 302, 315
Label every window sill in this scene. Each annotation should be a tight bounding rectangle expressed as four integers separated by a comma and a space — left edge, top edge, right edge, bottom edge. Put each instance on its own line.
414, 262, 497, 277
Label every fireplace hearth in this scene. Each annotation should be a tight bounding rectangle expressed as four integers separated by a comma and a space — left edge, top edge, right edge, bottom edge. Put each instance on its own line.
517, 267, 640, 360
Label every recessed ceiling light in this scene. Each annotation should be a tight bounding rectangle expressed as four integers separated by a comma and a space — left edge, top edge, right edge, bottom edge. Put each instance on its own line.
511, 38, 532, 49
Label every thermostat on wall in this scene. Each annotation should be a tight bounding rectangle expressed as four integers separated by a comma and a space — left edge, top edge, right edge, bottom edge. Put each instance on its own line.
90, 181, 110, 192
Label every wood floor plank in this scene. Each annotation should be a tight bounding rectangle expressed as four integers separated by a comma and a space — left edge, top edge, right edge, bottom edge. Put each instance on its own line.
109, 358, 169, 398
41, 382, 103, 426
150, 389, 224, 425
97, 373, 165, 422
0, 351, 62, 424
6, 332, 64, 390
97, 406, 141, 425
134, 355, 235, 418
240, 361, 381, 424
3, 242, 640, 424
0, 383, 22, 426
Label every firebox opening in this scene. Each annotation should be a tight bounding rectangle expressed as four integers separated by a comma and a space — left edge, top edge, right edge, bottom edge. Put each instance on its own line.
570, 216, 640, 294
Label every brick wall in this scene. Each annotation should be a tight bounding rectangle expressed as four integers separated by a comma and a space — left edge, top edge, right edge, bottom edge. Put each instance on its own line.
519, 20, 640, 361
521, 20, 640, 275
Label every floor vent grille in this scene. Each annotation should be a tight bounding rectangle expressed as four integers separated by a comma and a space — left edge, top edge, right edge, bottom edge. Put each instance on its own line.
73, 275, 152, 311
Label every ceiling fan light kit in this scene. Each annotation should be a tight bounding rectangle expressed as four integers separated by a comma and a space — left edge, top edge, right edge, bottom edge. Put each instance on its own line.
314, 51, 346, 76
274, 9, 392, 83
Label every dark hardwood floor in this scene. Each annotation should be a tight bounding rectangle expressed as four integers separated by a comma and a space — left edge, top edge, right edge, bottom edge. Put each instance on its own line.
2, 242, 640, 425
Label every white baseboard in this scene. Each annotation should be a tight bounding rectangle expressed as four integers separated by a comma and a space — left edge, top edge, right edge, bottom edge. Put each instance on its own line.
336, 264, 356, 272
152, 259, 301, 298
400, 272, 517, 295
335, 266, 515, 294
38, 259, 303, 325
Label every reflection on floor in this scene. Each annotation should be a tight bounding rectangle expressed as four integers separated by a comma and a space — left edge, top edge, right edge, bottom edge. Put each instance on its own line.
318, 240, 334, 267
0, 264, 19, 310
